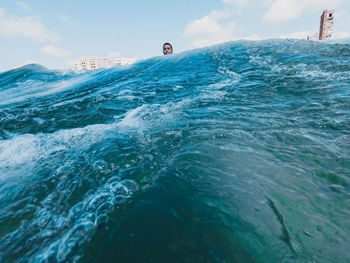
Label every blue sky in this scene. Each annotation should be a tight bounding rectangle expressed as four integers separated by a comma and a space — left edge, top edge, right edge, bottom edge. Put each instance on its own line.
1, 0, 349, 71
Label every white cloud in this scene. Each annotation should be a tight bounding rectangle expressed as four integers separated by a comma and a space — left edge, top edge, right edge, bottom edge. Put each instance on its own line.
279, 30, 312, 39
40, 46, 69, 57
183, 0, 264, 48
222, 0, 248, 12
184, 10, 238, 48
333, 32, 350, 39
16, 1, 32, 12
244, 34, 263, 40
263, 0, 343, 23
58, 14, 69, 23
279, 30, 350, 40
0, 8, 59, 42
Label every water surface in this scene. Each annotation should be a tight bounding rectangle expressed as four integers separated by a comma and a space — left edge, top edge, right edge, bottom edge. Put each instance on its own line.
0, 39, 349, 263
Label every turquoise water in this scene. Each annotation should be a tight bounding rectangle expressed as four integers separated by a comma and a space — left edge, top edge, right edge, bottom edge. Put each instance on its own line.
0, 39, 349, 263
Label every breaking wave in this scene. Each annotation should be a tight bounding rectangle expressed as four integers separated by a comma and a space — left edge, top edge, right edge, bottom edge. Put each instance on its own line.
0, 39, 350, 263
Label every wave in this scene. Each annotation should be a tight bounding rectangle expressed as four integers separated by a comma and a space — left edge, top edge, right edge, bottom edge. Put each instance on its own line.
0, 39, 349, 263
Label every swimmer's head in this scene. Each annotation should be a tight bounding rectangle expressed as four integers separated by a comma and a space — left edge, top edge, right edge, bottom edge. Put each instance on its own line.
163, 43, 173, 55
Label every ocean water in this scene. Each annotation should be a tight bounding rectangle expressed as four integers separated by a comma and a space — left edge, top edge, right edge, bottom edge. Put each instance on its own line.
0, 39, 349, 263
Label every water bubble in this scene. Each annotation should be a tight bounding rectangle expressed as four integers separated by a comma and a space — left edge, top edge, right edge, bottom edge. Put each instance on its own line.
96, 201, 114, 215
35, 209, 51, 228
112, 195, 127, 205
303, 229, 314, 237
95, 214, 109, 227
80, 212, 95, 223
68, 202, 85, 220
93, 160, 107, 171
31, 243, 58, 263
87, 192, 112, 211
109, 183, 128, 196
121, 179, 139, 193
56, 221, 95, 262
106, 176, 121, 184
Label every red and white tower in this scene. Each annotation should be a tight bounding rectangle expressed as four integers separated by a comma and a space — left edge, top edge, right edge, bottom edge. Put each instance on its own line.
319, 9, 335, 40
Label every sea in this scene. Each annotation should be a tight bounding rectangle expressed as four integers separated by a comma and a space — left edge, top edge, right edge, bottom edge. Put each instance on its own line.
0, 39, 349, 263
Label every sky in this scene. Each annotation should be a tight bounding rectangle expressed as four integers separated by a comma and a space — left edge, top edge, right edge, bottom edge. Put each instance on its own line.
1, 0, 350, 71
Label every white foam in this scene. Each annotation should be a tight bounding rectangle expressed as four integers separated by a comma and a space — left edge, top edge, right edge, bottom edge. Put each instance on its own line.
0, 122, 116, 169
117, 105, 149, 128
117, 99, 192, 131
0, 100, 185, 170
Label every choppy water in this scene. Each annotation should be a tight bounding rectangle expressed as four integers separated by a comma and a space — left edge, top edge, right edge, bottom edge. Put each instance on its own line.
0, 39, 349, 263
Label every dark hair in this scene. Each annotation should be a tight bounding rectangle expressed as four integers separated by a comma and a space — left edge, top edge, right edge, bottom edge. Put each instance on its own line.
163, 43, 173, 49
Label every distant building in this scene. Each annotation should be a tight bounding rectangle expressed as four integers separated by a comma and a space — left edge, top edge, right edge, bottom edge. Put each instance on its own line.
114, 58, 139, 66
307, 32, 319, 41
74, 58, 112, 71
74, 57, 138, 71
319, 9, 335, 40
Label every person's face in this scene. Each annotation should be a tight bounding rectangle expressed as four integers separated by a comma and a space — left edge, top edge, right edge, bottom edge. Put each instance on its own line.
163, 44, 173, 55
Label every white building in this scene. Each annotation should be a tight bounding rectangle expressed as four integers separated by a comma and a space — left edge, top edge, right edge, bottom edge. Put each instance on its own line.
307, 32, 319, 41
74, 58, 112, 71
114, 58, 139, 66
74, 57, 139, 71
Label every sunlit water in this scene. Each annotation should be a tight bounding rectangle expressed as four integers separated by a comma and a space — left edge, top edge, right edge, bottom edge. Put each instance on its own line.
0, 39, 349, 263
